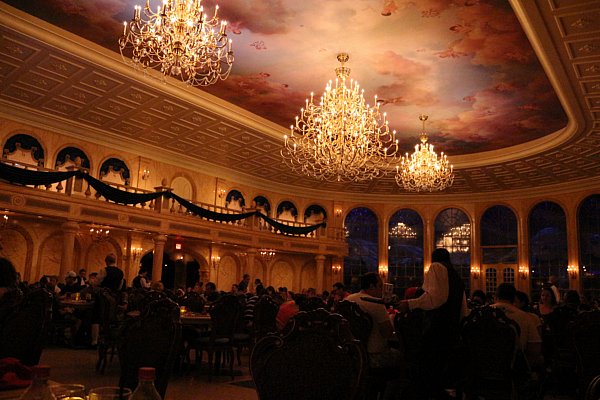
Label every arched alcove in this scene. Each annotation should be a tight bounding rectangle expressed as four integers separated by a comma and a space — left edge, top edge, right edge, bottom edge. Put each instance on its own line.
388, 208, 424, 297
344, 207, 378, 291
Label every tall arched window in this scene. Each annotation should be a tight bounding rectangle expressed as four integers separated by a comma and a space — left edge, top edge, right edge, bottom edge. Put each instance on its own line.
578, 195, 600, 299
480, 205, 518, 295
388, 209, 423, 296
344, 207, 378, 291
529, 201, 567, 295
435, 208, 471, 293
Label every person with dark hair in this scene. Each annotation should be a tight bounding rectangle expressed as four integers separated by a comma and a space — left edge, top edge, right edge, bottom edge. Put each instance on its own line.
0, 258, 22, 324
254, 278, 264, 294
492, 283, 542, 367
77, 268, 87, 287
470, 289, 486, 308
332, 281, 349, 302
98, 253, 124, 292
132, 268, 150, 289
203, 281, 219, 303
238, 273, 250, 293
347, 272, 402, 368
537, 286, 557, 317
397, 248, 468, 399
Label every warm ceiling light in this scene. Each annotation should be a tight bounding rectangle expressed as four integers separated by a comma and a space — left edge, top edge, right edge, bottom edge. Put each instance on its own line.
395, 115, 454, 192
389, 222, 417, 239
119, 0, 234, 86
282, 53, 399, 182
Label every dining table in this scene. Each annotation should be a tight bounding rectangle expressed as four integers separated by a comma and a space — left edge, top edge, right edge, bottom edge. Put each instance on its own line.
180, 311, 211, 327
59, 299, 95, 310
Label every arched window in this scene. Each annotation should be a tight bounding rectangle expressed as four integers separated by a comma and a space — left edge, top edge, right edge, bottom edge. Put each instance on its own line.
99, 158, 130, 186
55, 147, 90, 170
388, 209, 423, 297
578, 195, 600, 299
304, 204, 327, 224
253, 196, 271, 215
480, 205, 518, 263
529, 201, 567, 294
225, 189, 245, 211
435, 208, 471, 293
344, 207, 378, 291
3, 134, 45, 167
277, 201, 298, 222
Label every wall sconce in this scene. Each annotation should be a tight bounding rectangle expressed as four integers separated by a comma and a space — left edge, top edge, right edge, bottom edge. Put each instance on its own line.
334, 208, 342, 217
0, 214, 8, 229
141, 168, 150, 180
471, 265, 480, 280
259, 249, 276, 263
518, 265, 528, 280
332, 264, 342, 273
90, 226, 110, 242
211, 255, 221, 269
567, 265, 578, 280
378, 265, 388, 279
175, 243, 182, 250
217, 188, 226, 198
131, 247, 143, 262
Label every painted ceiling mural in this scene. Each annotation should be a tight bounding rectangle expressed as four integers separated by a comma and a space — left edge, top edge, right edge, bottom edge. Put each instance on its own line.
5, 0, 568, 156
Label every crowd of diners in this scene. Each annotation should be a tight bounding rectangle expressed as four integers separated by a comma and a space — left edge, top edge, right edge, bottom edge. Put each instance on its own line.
1, 249, 599, 399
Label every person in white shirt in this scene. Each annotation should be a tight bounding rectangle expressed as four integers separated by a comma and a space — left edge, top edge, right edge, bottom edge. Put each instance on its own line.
397, 248, 468, 400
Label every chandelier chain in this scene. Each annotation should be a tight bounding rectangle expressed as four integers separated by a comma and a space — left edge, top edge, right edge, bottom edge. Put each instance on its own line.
118, 0, 234, 86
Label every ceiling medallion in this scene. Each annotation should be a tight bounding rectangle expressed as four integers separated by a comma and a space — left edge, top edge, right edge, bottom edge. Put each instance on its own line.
395, 115, 454, 192
282, 53, 399, 182
118, 0, 234, 86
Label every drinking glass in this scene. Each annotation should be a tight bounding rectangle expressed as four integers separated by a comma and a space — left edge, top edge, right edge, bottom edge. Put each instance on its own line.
50, 384, 86, 400
88, 387, 132, 400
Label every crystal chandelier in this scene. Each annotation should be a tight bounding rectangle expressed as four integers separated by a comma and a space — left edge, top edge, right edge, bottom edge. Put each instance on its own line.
437, 223, 471, 253
282, 53, 399, 182
90, 226, 110, 242
259, 249, 276, 263
395, 115, 454, 192
389, 222, 417, 239
118, 0, 234, 86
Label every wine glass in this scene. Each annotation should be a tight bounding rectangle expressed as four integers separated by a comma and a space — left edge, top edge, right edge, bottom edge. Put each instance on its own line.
88, 386, 132, 400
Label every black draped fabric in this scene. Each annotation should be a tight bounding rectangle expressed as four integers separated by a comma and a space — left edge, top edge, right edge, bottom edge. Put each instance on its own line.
82, 174, 167, 205
257, 213, 326, 236
167, 192, 257, 222
0, 162, 78, 185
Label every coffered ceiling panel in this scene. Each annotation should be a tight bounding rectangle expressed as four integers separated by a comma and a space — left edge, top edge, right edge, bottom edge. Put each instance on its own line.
0, 0, 599, 198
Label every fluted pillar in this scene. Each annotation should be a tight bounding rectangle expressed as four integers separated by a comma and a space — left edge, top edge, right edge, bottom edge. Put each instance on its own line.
60, 221, 79, 278
247, 248, 257, 291
315, 254, 326, 293
152, 234, 167, 282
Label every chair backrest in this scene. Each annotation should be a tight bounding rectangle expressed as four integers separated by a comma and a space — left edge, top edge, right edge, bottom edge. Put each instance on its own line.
461, 306, 519, 383
95, 288, 119, 329
585, 374, 600, 400
118, 298, 181, 398
572, 310, 600, 383
0, 288, 53, 365
251, 309, 367, 400
394, 309, 425, 365
333, 300, 373, 344
302, 296, 327, 312
209, 294, 242, 339
253, 295, 279, 339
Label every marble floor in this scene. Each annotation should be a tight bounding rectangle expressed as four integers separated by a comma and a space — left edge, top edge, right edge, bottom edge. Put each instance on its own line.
39, 346, 258, 400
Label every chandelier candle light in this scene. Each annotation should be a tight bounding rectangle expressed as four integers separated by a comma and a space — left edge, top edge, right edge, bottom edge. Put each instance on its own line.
396, 115, 454, 192
119, 0, 234, 86
282, 53, 399, 182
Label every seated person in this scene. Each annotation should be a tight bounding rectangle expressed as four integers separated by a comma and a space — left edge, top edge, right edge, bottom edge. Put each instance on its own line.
347, 272, 403, 368
0, 258, 23, 325
203, 282, 220, 303
60, 271, 82, 297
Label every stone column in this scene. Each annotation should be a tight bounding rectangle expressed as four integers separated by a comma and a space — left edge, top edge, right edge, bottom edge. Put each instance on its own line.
247, 248, 257, 291
517, 207, 530, 294
315, 255, 326, 293
152, 234, 167, 282
60, 221, 79, 278
566, 208, 580, 291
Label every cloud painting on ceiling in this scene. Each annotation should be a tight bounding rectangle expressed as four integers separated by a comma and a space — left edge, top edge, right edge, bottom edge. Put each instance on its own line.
6, 0, 567, 156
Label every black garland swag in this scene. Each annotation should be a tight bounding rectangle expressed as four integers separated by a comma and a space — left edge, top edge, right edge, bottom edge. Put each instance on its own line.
0, 163, 325, 236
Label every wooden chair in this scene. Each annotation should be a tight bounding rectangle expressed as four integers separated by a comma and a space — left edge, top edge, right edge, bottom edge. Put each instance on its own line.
0, 288, 53, 365
95, 288, 121, 373
585, 374, 600, 400
250, 309, 367, 400
195, 294, 241, 381
461, 306, 520, 400
118, 298, 181, 398
253, 295, 279, 340
572, 310, 600, 397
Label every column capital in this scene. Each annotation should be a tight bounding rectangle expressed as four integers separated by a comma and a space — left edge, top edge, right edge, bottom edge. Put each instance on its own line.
315, 254, 326, 262
152, 234, 168, 244
61, 220, 80, 233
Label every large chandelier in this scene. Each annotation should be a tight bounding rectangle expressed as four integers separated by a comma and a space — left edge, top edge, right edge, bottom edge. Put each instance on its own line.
282, 53, 399, 182
118, 0, 234, 86
395, 115, 454, 192
389, 222, 417, 239
436, 223, 471, 253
